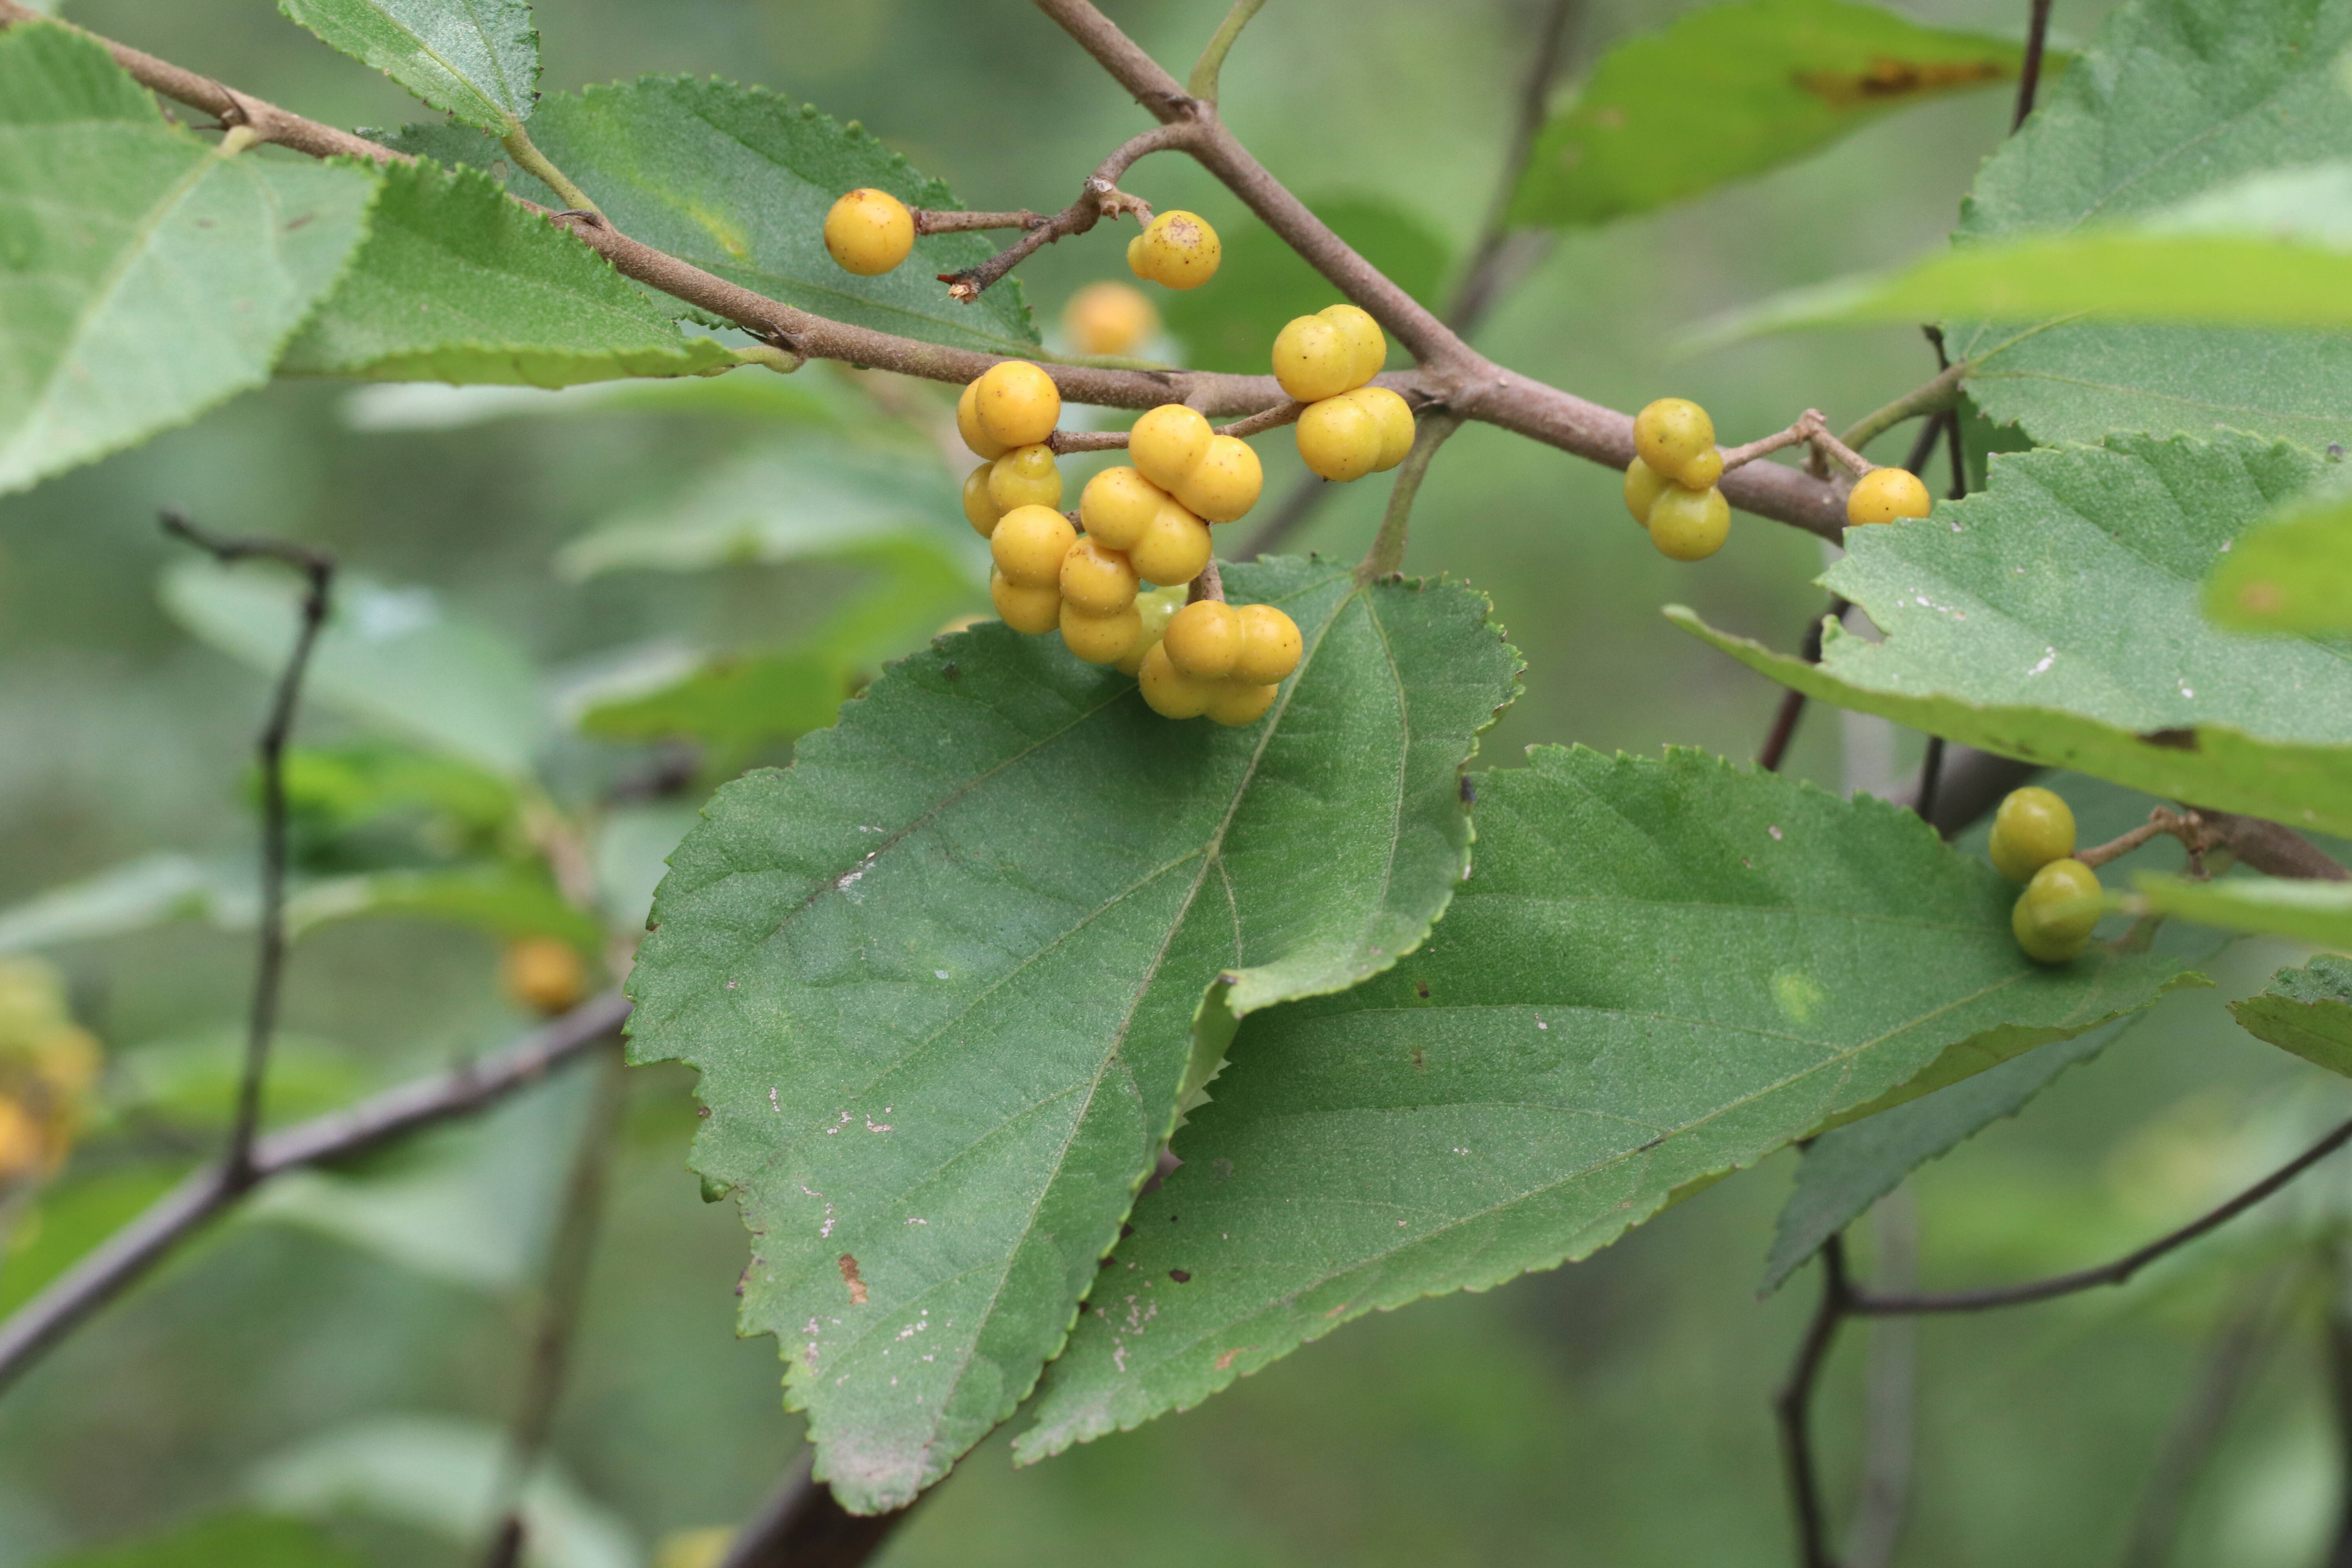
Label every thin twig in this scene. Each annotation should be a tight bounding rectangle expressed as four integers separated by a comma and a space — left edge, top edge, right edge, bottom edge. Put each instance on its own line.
1837, 363, 1970, 458
1811, 426, 1877, 480
1723, 411, 1828, 474
1448, 0, 1580, 334
1776, 1235, 1850, 1568
1187, 0, 1269, 102
2013, 0, 2056, 133
501, 124, 598, 216
1759, 599, 1846, 773
1851, 1114, 2352, 1316
1188, 556, 1227, 606
1910, 736, 1946, 828
935, 125, 1179, 302
480, 1043, 630, 1568
911, 208, 1049, 235
1899, 409, 1950, 482
1049, 399, 1305, 452
716, 1451, 918, 1568
1358, 411, 1465, 581
159, 511, 333, 1181
0, 991, 631, 1401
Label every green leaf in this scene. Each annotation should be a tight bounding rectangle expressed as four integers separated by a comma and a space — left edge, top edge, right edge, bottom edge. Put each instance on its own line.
579, 648, 852, 772
2130, 872, 2352, 949
1671, 432, 2352, 835
624, 557, 1519, 1512
1508, 0, 2031, 229
2231, 955, 2352, 1079
1160, 196, 1447, 374
39, 1512, 365, 1568
283, 741, 519, 851
2206, 495, 2352, 635
0, 1165, 184, 1318
1015, 748, 2200, 1460
379, 77, 1039, 354
1947, 0, 2352, 449
0, 855, 253, 954
287, 864, 601, 951
0, 24, 375, 497
279, 0, 537, 134
110, 1030, 368, 1131
160, 563, 546, 777
279, 156, 738, 386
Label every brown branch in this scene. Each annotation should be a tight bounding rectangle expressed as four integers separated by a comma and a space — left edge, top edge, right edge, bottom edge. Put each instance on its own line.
0, 990, 632, 1401
1759, 599, 1846, 773
1722, 412, 1828, 474
1188, 556, 1227, 606
936, 125, 1180, 302
717, 1454, 918, 1568
1050, 399, 1305, 452
2013, 0, 2056, 132
1850, 1113, 2352, 1316
1776, 1234, 1850, 1568
911, 208, 1048, 235
2194, 809, 2350, 882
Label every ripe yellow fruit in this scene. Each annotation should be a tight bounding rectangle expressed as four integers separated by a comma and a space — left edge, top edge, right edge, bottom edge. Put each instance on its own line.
1633, 397, 1717, 488
1163, 600, 1242, 678
2012, 857, 2103, 963
1115, 586, 1187, 675
1989, 786, 2077, 884
1847, 466, 1933, 526
1174, 434, 1262, 523
1232, 604, 1303, 684
1079, 465, 1165, 550
1320, 303, 1386, 386
962, 464, 1002, 537
1296, 394, 1382, 482
1061, 600, 1143, 664
503, 936, 588, 1017
989, 504, 1077, 588
1129, 497, 1213, 585
974, 361, 1061, 448
1060, 536, 1139, 614
1128, 209, 1221, 290
1130, 404, 1213, 493
822, 188, 913, 276
990, 570, 1062, 634
1348, 385, 1415, 472
987, 443, 1063, 512
1623, 457, 1670, 525
956, 379, 1009, 461
1063, 281, 1158, 357
1205, 680, 1279, 727
0, 1097, 44, 1181
1647, 484, 1731, 561
1272, 316, 1359, 404
1139, 641, 1214, 717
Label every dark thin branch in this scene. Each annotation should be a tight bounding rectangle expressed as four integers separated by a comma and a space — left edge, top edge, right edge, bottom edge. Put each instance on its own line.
481, 1044, 631, 1568
0, 991, 630, 1401
1759, 600, 1845, 773
1449, 0, 1579, 334
1851, 1114, 2352, 1316
2326, 1249, 2352, 1568
936, 124, 1181, 302
717, 1452, 917, 1568
1049, 398, 1305, 452
1842, 1192, 1916, 1568
2013, 0, 2056, 133
159, 512, 333, 1181
1910, 737, 1946, 829
1776, 1235, 1851, 1568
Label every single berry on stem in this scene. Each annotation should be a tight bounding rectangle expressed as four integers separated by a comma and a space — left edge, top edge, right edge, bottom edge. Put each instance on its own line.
1847, 466, 1933, 526
1989, 786, 2076, 884
503, 936, 588, 1017
1129, 210, 1221, 290
823, 188, 913, 276
1063, 281, 1158, 357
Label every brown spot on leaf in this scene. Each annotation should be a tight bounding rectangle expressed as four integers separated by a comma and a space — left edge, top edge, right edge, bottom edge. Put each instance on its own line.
1121, 1223, 1137, 1240
838, 1254, 868, 1305
1412, 1048, 1425, 1070
2143, 728, 2200, 751
1415, 978, 1430, 999
1100, 1255, 1118, 1269
1213, 1345, 1256, 1371
1169, 1269, 1192, 1283
1794, 56, 2007, 108
2239, 581, 2286, 615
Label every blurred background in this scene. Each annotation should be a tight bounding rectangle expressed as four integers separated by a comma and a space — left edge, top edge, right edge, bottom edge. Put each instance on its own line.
5, 0, 2347, 1563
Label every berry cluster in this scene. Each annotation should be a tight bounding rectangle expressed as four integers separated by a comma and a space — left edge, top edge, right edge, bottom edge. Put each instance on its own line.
1623, 397, 1731, 561
0, 959, 100, 1182
1846, 466, 1934, 527
1274, 304, 1416, 482
1990, 787, 2102, 964
1127, 210, 1221, 290
822, 187, 915, 277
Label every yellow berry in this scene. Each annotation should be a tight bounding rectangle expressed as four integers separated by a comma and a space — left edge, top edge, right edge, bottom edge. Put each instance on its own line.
822, 188, 913, 276
1128, 209, 1220, 290
1115, 586, 1187, 675
1063, 281, 1158, 358
957, 379, 1010, 461
1347, 385, 1415, 472
1129, 497, 1212, 585
1317, 303, 1385, 388
1139, 641, 1214, 718
1079, 465, 1165, 550
962, 464, 1002, 538
1648, 484, 1730, 561
1633, 397, 1717, 488
1060, 536, 1138, 615
1205, 679, 1279, 728
1232, 604, 1303, 684
1060, 600, 1143, 664
991, 570, 1062, 635
1680, 447, 1724, 488
989, 503, 1076, 589
31, 1027, 99, 1100
975, 360, 1060, 449
2012, 857, 2102, 963
1624, 457, 1670, 526
1988, 786, 2076, 884
503, 936, 588, 1017
1173, 434, 1262, 523
988, 443, 1063, 512
1296, 395, 1382, 482
0, 1098, 44, 1181
1271, 315, 1359, 404
1847, 466, 1933, 527
1130, 404, 1212, 493
1163, 600, 1242, 678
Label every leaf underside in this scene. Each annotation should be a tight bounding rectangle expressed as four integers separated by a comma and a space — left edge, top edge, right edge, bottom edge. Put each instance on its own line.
1016, 748, 2199, 1461
279, 0, 539, 134
2231, 955, 2352, 1079
623, 557, 1519, 1513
